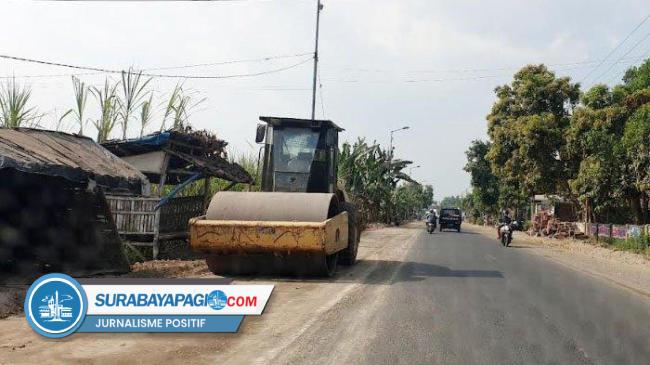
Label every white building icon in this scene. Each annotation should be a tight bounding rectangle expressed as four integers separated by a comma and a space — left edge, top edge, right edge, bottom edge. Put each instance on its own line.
39, 291, 73, 322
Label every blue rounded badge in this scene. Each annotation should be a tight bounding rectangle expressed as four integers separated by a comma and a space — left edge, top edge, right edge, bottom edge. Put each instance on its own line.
206, 290, 228, 310
24, 273, 87, 338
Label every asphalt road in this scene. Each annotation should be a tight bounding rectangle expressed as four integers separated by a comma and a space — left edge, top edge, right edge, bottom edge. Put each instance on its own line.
2, 224, 649, 365
272, 225, 650, 365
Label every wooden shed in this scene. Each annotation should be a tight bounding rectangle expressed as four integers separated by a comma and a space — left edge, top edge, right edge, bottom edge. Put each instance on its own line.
101, 128, 253, 258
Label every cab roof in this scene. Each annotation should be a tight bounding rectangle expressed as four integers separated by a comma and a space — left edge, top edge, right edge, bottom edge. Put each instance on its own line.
259, 116, 344, 131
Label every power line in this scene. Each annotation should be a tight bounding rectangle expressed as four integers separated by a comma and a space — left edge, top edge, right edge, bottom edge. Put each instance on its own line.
579, 14, 650, 84
142, 57, 313, 79
2, 52, 640, 81
604, 46, 650, 84
322, 58, 641, 84
592, 31, 650, 84
0, 53, 313, 79
339, 58, 624, 75
145, 52, 313, 71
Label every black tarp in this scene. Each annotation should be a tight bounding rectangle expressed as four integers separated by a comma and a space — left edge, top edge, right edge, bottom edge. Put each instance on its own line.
0, 170, 130, 284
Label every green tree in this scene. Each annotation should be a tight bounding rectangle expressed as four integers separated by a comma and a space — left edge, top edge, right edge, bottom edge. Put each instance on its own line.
581, 84, 613, 109
394, 182, 433, 220
463, 140, 499, 215
564, 101, 629, 222
486, 64, 580, 205
622, 59, 650, 92
622, 104, 650, 222
440, 195, 462, 208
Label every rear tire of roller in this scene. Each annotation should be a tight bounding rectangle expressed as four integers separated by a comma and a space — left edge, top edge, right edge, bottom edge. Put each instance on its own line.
323, 252, 339, 277
339, 202, 359, 266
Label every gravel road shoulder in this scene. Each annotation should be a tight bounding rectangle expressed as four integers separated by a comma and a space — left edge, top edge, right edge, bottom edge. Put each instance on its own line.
0, 224, 421, 365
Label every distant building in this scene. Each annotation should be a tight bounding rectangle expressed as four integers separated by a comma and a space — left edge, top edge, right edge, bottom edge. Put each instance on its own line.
532, 195, 577, 221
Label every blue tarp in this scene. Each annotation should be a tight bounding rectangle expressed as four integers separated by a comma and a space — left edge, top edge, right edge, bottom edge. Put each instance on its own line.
129, 132, 171, 147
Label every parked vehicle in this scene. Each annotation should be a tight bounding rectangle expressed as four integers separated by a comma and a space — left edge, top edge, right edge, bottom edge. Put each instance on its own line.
439, 208, 462, 232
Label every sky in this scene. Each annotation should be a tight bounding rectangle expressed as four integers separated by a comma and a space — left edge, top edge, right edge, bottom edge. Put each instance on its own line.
0, 0, 649, 199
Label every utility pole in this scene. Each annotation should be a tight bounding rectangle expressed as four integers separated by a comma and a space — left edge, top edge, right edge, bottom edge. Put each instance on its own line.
311, 0, 323, 120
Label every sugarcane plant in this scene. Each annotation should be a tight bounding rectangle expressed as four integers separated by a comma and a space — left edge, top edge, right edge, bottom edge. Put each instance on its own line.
92, 78, 120, 143
0, 77, 42, 128
119, 68, 151, 139
139, 92, 154, 137
160, 83, 205, 131
60, 76, 89, 135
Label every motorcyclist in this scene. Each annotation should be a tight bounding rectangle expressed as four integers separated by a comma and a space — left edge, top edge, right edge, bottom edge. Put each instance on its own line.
426, 209, 437, 224
497, 210, 512, 239
426, 209, 437, 226
425, 209, 437, 233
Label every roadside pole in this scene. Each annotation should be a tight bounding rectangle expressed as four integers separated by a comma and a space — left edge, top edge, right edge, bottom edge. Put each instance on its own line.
311, 0, 323, 120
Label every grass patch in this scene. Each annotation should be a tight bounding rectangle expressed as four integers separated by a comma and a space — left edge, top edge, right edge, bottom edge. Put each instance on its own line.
600, 234, 650, 255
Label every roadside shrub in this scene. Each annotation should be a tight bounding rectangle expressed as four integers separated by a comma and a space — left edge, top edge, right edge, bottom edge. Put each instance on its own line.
601, 233, 650, 254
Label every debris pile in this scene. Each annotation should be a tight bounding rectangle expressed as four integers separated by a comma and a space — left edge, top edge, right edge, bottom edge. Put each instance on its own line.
530, 211, 585, 239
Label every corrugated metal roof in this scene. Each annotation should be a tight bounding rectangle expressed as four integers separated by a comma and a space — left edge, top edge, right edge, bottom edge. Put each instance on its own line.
0, 128, 148, 194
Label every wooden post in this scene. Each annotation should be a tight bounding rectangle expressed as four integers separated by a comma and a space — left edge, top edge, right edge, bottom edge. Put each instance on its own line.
203, 176, 211, 210
152, 154, 170, 260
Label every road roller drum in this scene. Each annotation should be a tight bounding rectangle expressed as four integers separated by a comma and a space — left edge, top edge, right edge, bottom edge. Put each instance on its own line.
189, 192, 354, 276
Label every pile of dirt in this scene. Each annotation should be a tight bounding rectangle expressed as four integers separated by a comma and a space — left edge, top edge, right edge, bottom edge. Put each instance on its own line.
0, 259, 214, 318
0, 287, 25, 319
129, 259, 210, 278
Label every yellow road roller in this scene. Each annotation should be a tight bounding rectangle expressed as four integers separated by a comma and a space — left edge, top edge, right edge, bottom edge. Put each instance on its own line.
189, 117, 360, 276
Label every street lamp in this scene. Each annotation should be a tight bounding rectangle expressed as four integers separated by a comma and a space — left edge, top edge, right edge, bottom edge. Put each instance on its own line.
389, 126, 410, 160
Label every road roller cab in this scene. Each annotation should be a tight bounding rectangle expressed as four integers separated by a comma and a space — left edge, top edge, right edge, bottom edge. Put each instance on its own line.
189, 117, 360, 277
256, 116, 343, 194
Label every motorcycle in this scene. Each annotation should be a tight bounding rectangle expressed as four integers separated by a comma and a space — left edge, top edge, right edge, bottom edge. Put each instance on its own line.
426, 221, 436, 234
499, 224, 512, 246
425, 214, 437, 234
499, 221, 520, 247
